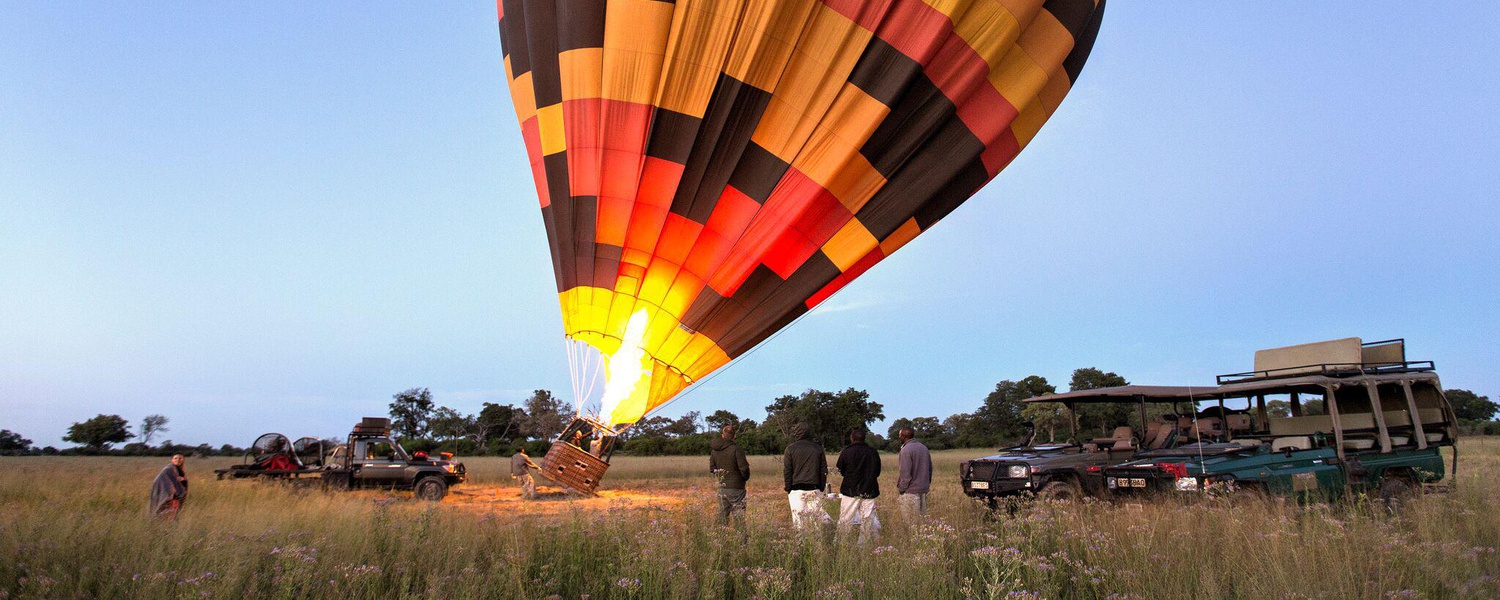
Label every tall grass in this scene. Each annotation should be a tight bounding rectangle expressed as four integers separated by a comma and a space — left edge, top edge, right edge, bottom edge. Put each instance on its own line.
3, 441, 1498, 599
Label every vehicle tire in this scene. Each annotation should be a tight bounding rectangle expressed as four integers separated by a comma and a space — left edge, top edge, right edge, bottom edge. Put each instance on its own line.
1378, 475, 1419, 514
414, 476, 448, 502
1036, 480, 1081, 502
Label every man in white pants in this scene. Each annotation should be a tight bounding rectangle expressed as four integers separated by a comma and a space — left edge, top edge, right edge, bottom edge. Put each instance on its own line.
782, 423, 831, 529
835, 428, 882, 544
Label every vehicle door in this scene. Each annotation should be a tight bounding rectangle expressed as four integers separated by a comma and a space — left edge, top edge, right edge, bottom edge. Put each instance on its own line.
353, 439, 408, 485
1259, 447, 1344, 500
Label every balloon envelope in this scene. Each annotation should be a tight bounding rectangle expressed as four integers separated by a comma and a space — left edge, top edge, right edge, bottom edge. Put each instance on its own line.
498, 0, 1105, 426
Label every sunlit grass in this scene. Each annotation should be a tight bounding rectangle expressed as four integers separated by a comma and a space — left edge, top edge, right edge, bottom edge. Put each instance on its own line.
2, 441, 1498, 598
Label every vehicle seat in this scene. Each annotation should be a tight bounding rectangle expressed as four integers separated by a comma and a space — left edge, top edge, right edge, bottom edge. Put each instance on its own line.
1230, 439, 1262, 448
1086, 426, 1135, 452
1341, 438, 1376, 451
1225, 414, 1252, 434
1389, 435, 1411, 446
1272, 436, 1312, 452
1144, 422, 1175, 450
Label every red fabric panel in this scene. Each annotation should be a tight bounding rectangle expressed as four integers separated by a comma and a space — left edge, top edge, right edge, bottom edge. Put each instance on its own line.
623, 157, 684, 259
871, 0, 950, 64
599, 102, 651, 200
844, 246, 884, 280
520, 116, 549, 206
564, 99, 602, 197
805, 275, 845, 309
596, 195, 633, 246
495, 0, 502, 20
980, 129, 1022, 176
655, 213, 703, 268
707, 168, 838, 294
685, 185, 760, 279
821, 0, 894, 33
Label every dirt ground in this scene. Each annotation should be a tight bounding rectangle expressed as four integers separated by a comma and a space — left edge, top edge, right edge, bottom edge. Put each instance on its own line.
439, 481, 693, 516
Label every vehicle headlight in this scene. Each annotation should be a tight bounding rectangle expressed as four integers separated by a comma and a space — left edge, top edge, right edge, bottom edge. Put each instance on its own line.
1007, 465, 1031, 479
1175, 477, 1201, 492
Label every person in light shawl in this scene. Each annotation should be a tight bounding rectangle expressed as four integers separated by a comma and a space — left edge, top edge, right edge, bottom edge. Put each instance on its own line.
149, 454, 188, 520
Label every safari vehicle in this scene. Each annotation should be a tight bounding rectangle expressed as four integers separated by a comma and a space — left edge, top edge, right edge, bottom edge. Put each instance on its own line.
1101, 338, 1457, 508
322, 417, 467, 501
960, 386, 1213, 505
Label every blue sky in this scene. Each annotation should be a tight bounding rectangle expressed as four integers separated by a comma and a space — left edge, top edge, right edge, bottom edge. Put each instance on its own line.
3, 3, 1497, 447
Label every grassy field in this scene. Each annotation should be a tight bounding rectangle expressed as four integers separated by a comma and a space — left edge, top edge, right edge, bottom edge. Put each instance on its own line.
3, 440, 1499, 599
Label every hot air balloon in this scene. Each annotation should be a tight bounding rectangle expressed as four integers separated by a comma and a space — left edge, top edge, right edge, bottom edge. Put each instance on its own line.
498, 0, 1104, 493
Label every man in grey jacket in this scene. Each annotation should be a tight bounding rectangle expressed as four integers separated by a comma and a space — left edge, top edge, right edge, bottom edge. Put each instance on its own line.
511, 447, 540, 499
709, 425, 750, 526
896, 427, 932, 516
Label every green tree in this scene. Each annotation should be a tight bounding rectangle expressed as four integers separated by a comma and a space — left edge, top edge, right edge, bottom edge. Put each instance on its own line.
476, 402, 525, 449
972, 376, 1056, 445
139, 414, 169, 446
428, 407, 472, 442
0, 429, 32, 455
1069, 368, 1130, 437
1020, 402, 1068, 443
389, 388, 436, 439
764, 388, 884, 450
1446, 389, 1498, 422
704, 409, 741, 432
63, 414, 133, 451
665, 411, 701, 437
520, 390, 570, 441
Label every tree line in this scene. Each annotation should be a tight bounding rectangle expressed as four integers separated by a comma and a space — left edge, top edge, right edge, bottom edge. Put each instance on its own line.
3, 377, 1497, 457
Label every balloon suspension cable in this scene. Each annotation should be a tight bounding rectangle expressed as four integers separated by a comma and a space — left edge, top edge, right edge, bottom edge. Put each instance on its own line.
564, 337, 609, 421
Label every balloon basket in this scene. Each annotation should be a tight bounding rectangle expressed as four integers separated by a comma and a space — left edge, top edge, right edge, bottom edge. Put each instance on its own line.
538, 416, 618, 495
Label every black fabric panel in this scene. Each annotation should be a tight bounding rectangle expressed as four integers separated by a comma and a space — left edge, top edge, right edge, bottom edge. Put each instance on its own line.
542, 152, 571, 208
501, 0, 531, 76
856, 117, 986, 239
556, 0, 606, 52
670, 75, 774, 224
1061, 0, 1105, 84
913, 158, 988, 230
568, 195, 598, 293
717, 252, 839, 357
847, 39, 920, 107
538, 204, 565, 292
681, 266, 783, 344
644, 108, 699, 165
591, 243, 622, 289
860, 69, 952, 179
522, 0, 563, 107
1044, 0, 1098, 41
726, 142, 788, 204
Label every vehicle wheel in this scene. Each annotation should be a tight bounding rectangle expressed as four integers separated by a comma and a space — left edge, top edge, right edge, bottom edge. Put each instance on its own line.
1037, 481, 1080, 502
414, 477, 448, 502
1378, 476, 1419, 514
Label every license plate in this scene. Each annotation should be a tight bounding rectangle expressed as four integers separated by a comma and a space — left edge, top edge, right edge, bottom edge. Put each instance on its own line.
1127, 478, 1147, 488
971, 481, 990, 490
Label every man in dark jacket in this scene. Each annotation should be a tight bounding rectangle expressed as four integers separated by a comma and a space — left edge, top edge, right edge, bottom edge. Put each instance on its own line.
782, 423, 830, 529
835, 429, 881, 543
709, 425, 750, 525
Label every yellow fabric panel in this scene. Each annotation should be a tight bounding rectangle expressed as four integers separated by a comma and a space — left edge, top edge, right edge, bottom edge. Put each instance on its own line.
988, 42, 1048, 115
949, 0, 1024, 69
919, 0, 967, 19
879, 217, 922, 255
822, 219, 879, 271
723, 0, 817, 91
602, 0, 674, 105
637, 258, 681, 310
751, 5, 869, 161
994, 0, 1043, 29
613, 274, 642, 298
508, 68, 537, 123
792, 88, 888, 212
559, 47, 604, 102
1015, 10, 1073, 80
1037, 62, 1072, 111
659, 271, 702, 321
537, 103, 566, 155
657, 0, 746, 116
1010, 94, 1050, 148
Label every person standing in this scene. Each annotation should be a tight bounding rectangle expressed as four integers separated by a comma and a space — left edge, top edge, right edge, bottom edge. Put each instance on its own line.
835, 429, 881, 543
511, 447, 540, 499
709, 425, 751, 526
896, 427, 933, 516
782, 423, 831, 529
148, 454, 188, 520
